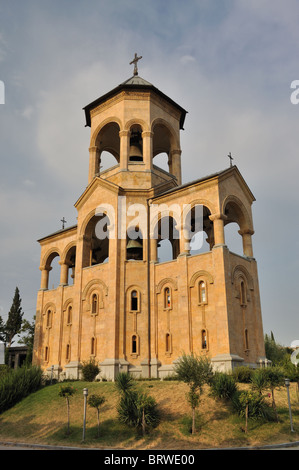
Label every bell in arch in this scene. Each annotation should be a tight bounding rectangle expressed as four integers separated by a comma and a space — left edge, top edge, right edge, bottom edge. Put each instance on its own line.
126, 238, 143, 260
129, 130, 143, 162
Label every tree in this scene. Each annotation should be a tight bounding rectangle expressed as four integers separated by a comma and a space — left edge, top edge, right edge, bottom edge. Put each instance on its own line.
0, 316, 5, 342
19, 316, 35, 365
5, 287, 24, 347
174, 353, 213, 434
58, 384, 76, 435
88, 394, 106, 437
263, 367, 285, 422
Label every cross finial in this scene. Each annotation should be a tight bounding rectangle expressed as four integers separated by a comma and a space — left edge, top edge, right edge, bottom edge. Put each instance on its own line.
130, 53, 142, 76
61, 217, 67, 229
228, 152, 234, 167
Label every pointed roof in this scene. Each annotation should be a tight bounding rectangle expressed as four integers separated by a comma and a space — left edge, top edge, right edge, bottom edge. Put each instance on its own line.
83, 75, 187, 129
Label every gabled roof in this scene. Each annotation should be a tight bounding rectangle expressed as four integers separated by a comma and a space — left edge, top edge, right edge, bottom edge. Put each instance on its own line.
83, 75, 187, 129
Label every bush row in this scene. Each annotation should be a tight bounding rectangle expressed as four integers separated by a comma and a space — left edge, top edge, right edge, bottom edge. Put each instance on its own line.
0, 366, 43, 413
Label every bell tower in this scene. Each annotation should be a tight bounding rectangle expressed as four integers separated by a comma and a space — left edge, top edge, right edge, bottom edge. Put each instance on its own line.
33, 56, 267, 381
83, 55, 187, 190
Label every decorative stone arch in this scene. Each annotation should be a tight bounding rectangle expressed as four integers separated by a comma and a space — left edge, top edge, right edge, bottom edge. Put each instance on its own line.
90, 116, 123, 147
231, 265, 254, 291
189, 270, 214, 288
43, 302, 56, 315
126, 284, 144, 313
79, 207, 114, 239
124, 118, 150, 133
222, 194, 253, 232
232, 264, 254, 305
156, 277, 178, 294
41, 247, 62, 270
151, 117, 179, 153
62, 297, 73, 312
82, 279, 108, 312
61, 242, 77, 265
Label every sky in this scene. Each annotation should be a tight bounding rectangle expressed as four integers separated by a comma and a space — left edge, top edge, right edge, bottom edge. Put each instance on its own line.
0, 0, 298, 348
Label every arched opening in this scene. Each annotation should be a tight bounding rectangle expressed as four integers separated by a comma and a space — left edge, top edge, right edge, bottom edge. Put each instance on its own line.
156, 216, 180, 263
185, 205, 214, 255
64, 246, 76, 285
95, 122, 120, 173
152, 122, 172, 173
224, 199, 252, 257
46, 252, 60, 290
91, 337, 96, 356
82, 214, 110, 268
166, 333, 171, 353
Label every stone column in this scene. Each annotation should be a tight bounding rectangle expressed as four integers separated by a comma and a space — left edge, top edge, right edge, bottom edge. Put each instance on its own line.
88, 146, 100, 184
209, 213, 227, 246
119, 130, 130, 170
179, 223, 190, 255
150, 237, 158, 262
239, 228, 254, 257
170, 149, 182, 185
40, 266, 51, 290
59, 262, 69, 286
142, 131, 153, 170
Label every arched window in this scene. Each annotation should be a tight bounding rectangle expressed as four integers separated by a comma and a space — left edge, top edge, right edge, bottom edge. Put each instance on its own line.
201, 330, 207, 349
132, 335, 137, 354
131, 290, 138, 311
240, 280, 246, 306
92, 294, 98, 314
198, 281, 207, 304
67, 306, 72, 325
91, 337, 96, 356
164, 287, 171, 309
46, 309, 52, 328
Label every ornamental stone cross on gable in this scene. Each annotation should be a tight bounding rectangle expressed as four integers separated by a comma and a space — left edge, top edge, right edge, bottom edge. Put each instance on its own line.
130, 53, 142, 76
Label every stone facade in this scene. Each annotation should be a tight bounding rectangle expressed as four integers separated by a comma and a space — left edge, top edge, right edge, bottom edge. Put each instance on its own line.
32, 71, 267, 380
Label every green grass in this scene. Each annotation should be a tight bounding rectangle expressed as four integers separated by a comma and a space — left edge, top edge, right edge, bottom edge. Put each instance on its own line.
0, 380, 298, 449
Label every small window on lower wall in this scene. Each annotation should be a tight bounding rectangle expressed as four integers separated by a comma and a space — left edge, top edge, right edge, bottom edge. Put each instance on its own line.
44, 346, 49, 362
66, 343, 71, 362
131, 334, 139, 356
165, 332, 172, 355
201, 329, 208, 350
91, 337, 96, 356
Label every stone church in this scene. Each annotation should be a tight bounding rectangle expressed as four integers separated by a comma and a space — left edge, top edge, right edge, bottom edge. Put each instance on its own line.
32, 56, 267, 380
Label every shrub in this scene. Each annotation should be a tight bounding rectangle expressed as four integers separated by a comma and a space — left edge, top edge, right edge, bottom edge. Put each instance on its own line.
114, 372, 135, 395
210, 372, 237, 400
250, 368, 269, 394
117, 390, 160, 435
232, 366, 253, 383
0, 366, 43, 413
231, 389, 275, 422
81, 359, 100, 382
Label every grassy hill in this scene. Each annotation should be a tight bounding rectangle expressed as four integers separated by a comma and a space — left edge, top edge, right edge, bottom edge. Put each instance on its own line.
0, 379, 298, 449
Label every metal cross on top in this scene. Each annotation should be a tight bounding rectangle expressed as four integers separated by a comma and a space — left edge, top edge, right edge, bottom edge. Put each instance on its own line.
130, 53, 142, 76
228, 152, 234, 167
61, 217, 67, 229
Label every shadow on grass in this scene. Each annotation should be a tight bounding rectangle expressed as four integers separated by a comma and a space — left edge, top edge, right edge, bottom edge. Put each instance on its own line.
48, 418, 140, 447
